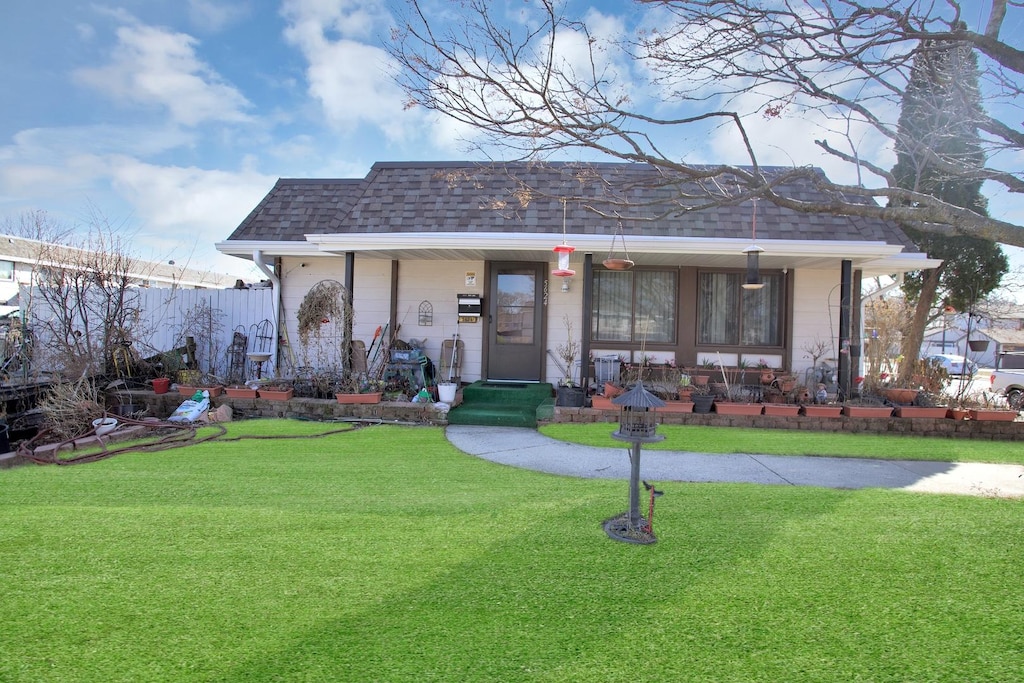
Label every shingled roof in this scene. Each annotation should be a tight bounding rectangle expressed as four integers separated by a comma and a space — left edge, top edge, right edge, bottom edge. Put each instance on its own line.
226, 161, 916, 249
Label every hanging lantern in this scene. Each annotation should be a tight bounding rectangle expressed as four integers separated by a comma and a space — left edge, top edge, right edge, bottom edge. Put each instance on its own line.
552, 243, 576, 277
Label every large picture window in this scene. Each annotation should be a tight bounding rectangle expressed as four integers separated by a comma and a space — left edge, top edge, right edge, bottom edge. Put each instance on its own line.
593, 269, 677, 343
697, 272, 783, 346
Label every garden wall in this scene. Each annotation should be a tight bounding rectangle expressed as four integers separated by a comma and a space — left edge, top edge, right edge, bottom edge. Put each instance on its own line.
125, 391, 1024, 441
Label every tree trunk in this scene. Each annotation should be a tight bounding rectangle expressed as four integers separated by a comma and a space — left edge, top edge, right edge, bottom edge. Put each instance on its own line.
898, 267, 944, 386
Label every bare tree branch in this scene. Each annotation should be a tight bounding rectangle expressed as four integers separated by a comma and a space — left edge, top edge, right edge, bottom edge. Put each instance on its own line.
390, 0, 1024, 247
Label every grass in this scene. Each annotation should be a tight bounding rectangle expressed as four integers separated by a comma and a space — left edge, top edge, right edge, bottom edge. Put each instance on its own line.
540, 422, 1024, 464
2, 419, 1022, 682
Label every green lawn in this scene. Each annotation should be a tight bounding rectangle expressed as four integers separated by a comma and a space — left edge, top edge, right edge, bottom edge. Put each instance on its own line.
541, 422, 1024, 464
2, 420, 1021, 682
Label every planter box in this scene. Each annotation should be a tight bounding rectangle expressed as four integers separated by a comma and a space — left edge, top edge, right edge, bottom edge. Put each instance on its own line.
224, 386, 258, 399
259, 388, 294, 401
894, 406, 948, 418
590, 396, 616, 410
946, 408, 970, 421
556, 386, 585, 407
842, 405, 893, 418
801, 405, 842, 418
179, 385, 223, 397
714, 402, 763, 415
762, 404, 800, 417
336, 392, 382, 404
968, 409, 1019, 422
658, 401, 694, 413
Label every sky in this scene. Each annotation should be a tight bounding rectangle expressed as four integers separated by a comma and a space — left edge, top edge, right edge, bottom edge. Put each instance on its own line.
2, 0, 1022, 285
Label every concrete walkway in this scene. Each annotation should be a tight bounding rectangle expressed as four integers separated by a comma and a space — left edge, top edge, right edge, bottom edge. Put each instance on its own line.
445, 425, 1024, 499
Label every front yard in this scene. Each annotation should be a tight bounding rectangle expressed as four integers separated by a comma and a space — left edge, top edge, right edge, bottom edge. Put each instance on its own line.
1, 420, 1020, 682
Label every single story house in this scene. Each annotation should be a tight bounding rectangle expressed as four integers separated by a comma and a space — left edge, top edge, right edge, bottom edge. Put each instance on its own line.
216, 161, 939, 394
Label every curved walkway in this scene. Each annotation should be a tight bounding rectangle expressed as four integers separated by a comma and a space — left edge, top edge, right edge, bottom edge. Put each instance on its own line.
445, 425, 1024, 499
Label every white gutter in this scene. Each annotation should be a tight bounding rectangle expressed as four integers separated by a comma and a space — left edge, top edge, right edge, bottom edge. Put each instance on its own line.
305, 232, 908, 258
253, 250, 281, 376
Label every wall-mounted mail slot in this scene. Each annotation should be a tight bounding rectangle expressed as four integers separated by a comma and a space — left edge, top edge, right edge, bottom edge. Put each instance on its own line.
458, 293, 482, 317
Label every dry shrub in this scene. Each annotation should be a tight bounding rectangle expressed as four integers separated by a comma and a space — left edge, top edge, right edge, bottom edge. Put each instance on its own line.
39, 379, 105, 440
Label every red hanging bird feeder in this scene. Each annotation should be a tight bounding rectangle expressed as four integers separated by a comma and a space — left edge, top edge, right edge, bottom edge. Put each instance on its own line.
552, 243, 576, 277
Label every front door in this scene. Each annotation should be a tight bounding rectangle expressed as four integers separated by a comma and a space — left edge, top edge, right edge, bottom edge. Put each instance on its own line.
486, 262, 546, 381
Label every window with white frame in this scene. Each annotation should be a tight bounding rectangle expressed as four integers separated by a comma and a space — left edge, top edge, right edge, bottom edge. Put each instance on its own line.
592, 269, 677, 343
0, 261, 13, 281
697, 272, 783, 346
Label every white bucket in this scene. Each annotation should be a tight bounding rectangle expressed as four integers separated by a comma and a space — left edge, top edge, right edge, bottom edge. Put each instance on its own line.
438, 383, 458, 403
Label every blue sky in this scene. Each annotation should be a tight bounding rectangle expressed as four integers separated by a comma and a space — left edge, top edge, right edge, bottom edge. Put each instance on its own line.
2, 0, 1022, 283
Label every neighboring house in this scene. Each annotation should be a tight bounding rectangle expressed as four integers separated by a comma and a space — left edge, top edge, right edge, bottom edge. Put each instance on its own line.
922, 304, 1024, 368
0, 234, 236, 315
216, 161, 939, 390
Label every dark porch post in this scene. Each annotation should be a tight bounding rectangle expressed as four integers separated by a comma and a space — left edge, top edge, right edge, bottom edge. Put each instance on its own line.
838, 259, 853, 400
345, 252, 355, 369
581, 252, 594, 390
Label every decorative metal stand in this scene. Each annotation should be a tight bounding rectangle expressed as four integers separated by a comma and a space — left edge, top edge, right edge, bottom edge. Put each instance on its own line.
604, 382, 665, 545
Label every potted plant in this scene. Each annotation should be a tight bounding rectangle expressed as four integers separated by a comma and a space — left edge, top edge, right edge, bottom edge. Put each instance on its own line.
554, 316, 584, 407
691, 383, 715, 414
224, 384, 259, 399
258, 382, 294, 401
335, 373, 383, 404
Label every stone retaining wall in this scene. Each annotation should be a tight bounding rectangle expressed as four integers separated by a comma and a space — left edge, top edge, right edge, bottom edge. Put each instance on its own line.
554, 406, 1024, 440
120, 391, 1024, 443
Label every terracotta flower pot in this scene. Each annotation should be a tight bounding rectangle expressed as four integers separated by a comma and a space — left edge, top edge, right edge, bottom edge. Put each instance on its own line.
259, 388, 294, 401
152, 377, 170, 395
714, 402, 763, 415
762, 404, 800, 417
336, 392, 382, 404
842, 405, 893, 418
225, 386, 258, 399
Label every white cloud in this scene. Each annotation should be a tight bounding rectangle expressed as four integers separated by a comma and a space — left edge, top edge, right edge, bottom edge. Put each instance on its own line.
73, 23, 252, 126
187, 0, 250, 32
106, 157, 276, 275
281, 0, 422, 141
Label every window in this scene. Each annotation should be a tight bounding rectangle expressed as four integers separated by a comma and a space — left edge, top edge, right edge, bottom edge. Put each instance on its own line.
0, 261, 13, 281
697, 272, 783, 346
593, 269, 677, 343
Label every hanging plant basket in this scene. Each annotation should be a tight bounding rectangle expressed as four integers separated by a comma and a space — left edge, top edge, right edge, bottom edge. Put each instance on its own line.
603, 220, 634, 270
968, 339, 989, 352
602, 258, 635, 270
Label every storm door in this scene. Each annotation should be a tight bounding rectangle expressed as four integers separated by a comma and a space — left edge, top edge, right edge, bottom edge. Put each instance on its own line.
486, 263, 546, 381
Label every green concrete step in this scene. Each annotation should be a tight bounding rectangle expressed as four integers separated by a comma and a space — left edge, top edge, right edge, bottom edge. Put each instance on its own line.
447, 381, 554, 428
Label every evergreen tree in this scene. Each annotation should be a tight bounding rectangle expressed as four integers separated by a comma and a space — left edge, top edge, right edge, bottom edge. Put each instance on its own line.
891, 27, 1007, 383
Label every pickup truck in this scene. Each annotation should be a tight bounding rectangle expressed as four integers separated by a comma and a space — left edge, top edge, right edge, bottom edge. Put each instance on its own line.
989, 369, 1024, 410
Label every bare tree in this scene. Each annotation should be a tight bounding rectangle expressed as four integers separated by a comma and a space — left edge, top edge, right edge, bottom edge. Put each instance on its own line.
390, 0, 1024, 246
12, 213, 155, 379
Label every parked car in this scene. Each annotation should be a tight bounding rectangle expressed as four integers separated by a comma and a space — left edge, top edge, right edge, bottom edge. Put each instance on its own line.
989, 369, 1024, 410
921, 354, 978, 377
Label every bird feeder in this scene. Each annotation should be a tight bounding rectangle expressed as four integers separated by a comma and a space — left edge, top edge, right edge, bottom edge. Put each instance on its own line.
741, 243, 764, 290
741, 200, 765, 290
552, 243, 576, 277
611, 381, 665, 444
607, 381, 665, 543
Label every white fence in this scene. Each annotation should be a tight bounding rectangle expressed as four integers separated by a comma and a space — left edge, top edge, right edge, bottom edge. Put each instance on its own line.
22, 285, 276, 382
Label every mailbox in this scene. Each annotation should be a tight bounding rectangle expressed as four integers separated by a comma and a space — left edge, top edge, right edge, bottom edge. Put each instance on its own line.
458, 293, 482, 318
